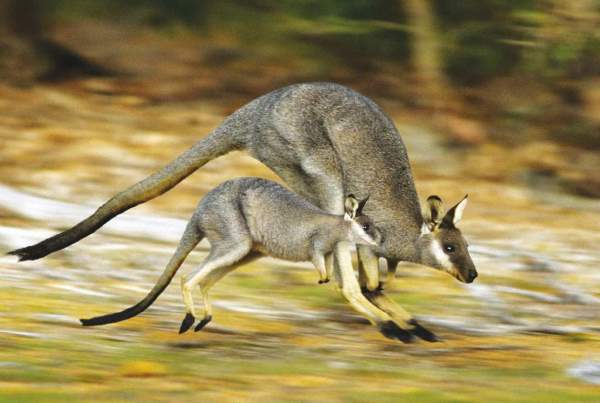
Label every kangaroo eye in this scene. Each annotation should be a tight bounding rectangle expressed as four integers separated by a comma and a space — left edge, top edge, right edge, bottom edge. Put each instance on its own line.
362, 223, 370, 231
444, 244, 456, 253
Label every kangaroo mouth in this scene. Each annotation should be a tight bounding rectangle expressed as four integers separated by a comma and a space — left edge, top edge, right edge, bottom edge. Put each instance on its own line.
446, 267, 474, 284
454, 269, 478, 284
462, 276, 474, 284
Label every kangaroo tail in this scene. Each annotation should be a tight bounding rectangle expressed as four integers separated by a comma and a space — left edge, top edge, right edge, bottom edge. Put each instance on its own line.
80, 222, 203, 326
8, 122, 244, 261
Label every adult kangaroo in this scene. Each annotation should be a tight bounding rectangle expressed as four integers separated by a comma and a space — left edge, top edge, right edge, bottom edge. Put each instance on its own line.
9, 82, 477, 342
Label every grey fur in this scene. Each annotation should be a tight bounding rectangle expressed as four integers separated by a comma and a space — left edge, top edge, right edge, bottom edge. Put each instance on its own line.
194, 178, 378, 262
81, 177, 380, 328
11, 82, 476, 340
9, 82, 421, 262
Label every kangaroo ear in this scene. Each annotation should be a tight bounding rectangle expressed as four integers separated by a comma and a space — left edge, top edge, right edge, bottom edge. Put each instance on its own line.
422, 195, 444, 230
344, 194, 359, 219
356, 195, 370, 216
441, 195, 468, 228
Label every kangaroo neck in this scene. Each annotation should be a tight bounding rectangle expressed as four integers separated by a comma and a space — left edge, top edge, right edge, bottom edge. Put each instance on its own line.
375, 218, 422, 262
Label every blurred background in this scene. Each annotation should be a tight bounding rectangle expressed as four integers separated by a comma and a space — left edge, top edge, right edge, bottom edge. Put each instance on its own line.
1, 1, 599, 402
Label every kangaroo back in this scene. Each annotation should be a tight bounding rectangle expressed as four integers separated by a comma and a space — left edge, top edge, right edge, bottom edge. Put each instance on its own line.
9, 82, 422, 263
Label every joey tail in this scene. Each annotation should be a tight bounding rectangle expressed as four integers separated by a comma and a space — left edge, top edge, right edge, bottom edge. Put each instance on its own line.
80, 222, 202, 326
8, 121, 245, 261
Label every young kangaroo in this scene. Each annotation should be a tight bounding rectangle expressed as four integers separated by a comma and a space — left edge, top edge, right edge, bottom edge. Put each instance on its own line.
79, 178, 422, 341
9, 82, 476, 341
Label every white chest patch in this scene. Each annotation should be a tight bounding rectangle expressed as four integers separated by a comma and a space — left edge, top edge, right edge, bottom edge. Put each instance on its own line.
430, 239, 452, 270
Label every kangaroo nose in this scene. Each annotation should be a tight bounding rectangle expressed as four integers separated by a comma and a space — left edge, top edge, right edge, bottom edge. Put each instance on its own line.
467, 270, 478, 283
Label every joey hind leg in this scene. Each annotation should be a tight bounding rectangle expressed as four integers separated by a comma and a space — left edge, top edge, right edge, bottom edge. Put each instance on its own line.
193, 251, 260, 333
179, 241, 252, 334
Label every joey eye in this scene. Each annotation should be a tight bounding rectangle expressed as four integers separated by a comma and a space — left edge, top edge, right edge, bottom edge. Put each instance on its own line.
444, 244, 456, 253
361, 223, 370, 231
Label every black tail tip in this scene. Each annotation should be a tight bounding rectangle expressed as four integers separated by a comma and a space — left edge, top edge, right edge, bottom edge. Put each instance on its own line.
6, 249, 25, 261
80, 318, 94, 326
6, 247, 41, 262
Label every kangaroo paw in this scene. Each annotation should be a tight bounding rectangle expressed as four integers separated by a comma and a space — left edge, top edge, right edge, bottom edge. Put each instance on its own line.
194, 315, 212, 332
378, 321, 415, 343
409, 319, 439, 342
179, 313, 195, 334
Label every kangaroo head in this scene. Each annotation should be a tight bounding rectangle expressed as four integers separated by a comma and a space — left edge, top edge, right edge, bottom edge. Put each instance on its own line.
344, 194, 382, 246
417, 195, 477, 283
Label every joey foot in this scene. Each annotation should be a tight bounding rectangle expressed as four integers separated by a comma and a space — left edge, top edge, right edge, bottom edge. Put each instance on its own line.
194, 315, 212, 332
179, 313, 195, 334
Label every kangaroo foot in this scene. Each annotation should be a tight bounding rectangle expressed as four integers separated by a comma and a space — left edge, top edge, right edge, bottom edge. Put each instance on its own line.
179, 313, 195, 334
363, 288, 438, 343
194, 315, 212, 332
409, 319, 439, 342
378, 321, 415, 343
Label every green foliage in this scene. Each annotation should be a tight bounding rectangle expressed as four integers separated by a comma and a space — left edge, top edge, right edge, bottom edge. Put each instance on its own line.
50, 0, 208, 26
443, 23, 522, 85
433, 0, 534, 85
23, 0, 600, 86
277, 0, 401, 21
543, 35, 600, 79
120, 0, 208, 27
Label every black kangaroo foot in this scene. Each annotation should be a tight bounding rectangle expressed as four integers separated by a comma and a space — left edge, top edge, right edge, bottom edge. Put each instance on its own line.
378, 321, 415, 343
179, 313, 195, 334
318, 278, 330, 284
409, 319, 439, 342
194, 315, 212, 332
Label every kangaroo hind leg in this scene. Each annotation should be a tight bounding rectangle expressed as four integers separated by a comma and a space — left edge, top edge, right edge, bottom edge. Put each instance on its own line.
360, 258, 438, 342
333, 242, 415, 343
357, 245, 380, 292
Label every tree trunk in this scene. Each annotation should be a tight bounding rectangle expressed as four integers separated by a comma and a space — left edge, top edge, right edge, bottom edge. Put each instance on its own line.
403, 0, 486, 144
403, 0, 450, 110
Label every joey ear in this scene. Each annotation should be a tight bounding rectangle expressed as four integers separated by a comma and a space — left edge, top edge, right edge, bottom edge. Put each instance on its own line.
356, 195, 370, 216
441, 195, 468, 228
344, 194, 359, 218
422, 195, 444, 230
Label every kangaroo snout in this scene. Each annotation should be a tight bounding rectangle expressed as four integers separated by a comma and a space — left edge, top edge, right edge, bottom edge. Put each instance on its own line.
465, 269, 478, 283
